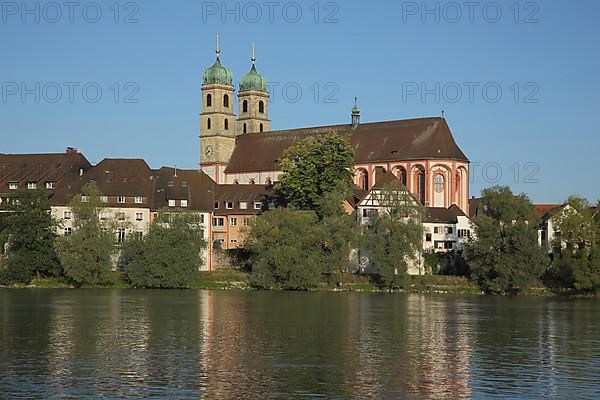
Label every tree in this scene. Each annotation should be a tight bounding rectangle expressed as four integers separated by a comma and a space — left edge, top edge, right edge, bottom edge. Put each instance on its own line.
466, 186, 548, 295
122, 212, 207, 288
363, 181, 424, 289
0, 189, 60, 284
549, 196, 600, 293
245, 208, 325, 290
315, 185, 358, 280
277, 132, 355, 211
55, 183, 114, 287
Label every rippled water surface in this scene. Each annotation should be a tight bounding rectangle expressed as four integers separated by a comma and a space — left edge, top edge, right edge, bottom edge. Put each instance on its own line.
1, 289, 599, 399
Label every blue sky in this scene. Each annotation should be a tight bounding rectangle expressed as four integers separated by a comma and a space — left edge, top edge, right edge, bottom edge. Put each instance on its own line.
1, 0, 599, 203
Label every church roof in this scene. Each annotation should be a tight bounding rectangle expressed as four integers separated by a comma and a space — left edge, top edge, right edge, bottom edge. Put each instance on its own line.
225, 117, 468, 173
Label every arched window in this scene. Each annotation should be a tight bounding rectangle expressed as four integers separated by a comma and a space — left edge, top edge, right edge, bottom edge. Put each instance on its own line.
259, 123, 263, 132
434, 174, 444, 193
224, 119, 229, 130
259, 100, 264, 113
416, 170, 425, 205
207, 94, 212, 107
243, 100, 248, 113
357, 169, 369, 191
207, 118, 211, 130
243, 123, 247, 134
394, 167, 407, 186
223, 94, 229, 108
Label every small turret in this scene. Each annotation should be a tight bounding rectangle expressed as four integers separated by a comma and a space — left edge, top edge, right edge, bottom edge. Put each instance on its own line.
351, 97, 360, 129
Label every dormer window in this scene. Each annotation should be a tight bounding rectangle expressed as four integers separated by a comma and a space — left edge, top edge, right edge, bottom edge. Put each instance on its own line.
181, 200, 188, 207
254, 201, 262, 210
168, 200, 176, 207
46, 181, 56, 189
81, 195, 89, 203
181, 181, 188, 188
214, 201, 219, 209
8, 182, 18, 190
239, 201, 247, 210
27, 182, 36, 190
225, 201, 233, 209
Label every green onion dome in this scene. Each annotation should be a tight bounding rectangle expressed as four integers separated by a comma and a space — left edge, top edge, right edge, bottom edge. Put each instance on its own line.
239, 64, 268, 93
203, 57, 233, 86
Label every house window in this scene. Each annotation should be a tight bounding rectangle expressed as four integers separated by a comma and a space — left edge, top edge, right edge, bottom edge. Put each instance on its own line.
64, 227, 72, 236
230, 218, 237, 226
199, 214, 205, 224
253, 201, 262, 210
212, 217, 224, 227
135, 231, 143, 240
100, 196, 108, 203
181, 200, 188, 207
458, 229, 471, 238
99, 211, 108, 220
117, 212, 126, 220
230, 239, 237, 244
134, 196, 142, 204
362, 208, 378, 218
243, 217, 250, 226
168, 200, 176, 207
81, 195, 89, 203
426, 233, 432, 242
207, 94, 212, 107
259, 100, 264, 113
8, 182, 18, 190
445, 227, 453, 235
46, 181, 56, 189
181, 180, 188, 188
225, 201, 233, 209
117, 196, 125, 204
224, 94, 229, 108
64, 210, 72, 219
27, 182, 36, 189
135, 212, 143, 221
434, 227, 439, 234
214, 201, 219, 209
243, 100, 248, 113
116, 229, 126, 244
168, 181, 175, 187
239, 201, 247, 209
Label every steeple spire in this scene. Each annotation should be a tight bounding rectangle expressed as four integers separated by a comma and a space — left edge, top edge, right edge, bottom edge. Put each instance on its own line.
251, 42, 256, 65
216, 33, 221, 60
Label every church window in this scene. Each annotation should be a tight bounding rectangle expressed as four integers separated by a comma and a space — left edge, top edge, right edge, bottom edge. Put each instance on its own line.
243, 123, 247, 134
259, 100, 264, 113
207, 94, 212, 107
434, 174, 444, 193
417, 171, 425, 205
223, 94, 229, 108
224, 119, 229, 130
243, 100, 248, 113
260, 123, 263, 132
207, 118, 211, 130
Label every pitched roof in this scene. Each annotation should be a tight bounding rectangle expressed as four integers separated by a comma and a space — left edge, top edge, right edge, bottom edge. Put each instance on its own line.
225, 117, 468, 173
213, 184, 275, 216
152, 167, 215, 212
424, 204, 467, 224
533, 204, 561, 221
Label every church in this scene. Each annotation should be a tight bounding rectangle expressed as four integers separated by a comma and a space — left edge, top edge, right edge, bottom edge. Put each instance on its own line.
199, 39, 471, 214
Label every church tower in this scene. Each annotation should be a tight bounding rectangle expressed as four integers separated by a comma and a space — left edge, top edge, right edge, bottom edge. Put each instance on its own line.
237, 44, 270, 134
200, 34, 236, 183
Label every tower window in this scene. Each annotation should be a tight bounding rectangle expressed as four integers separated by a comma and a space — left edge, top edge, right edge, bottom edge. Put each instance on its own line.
259, 100, 264, 114
224, 119, 229, 130
243, 123, 247, 134
207, 94, 212, 107
224, 94, 229, 108
207, 118, 211, 130
260, 123, 263, 132
243, 100, 248, 113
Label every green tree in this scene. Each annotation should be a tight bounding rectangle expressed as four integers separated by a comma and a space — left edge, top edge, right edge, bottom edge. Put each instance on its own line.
277, 132, 355, 211
549, 196, 600, 293
245, 207, 325, 290
466, 186, 548, 295
122, 212, 207, 288
363, 181, 424, 289
316, 186, 358, 280
0, 189, 60, 284
55, 183, 114, 287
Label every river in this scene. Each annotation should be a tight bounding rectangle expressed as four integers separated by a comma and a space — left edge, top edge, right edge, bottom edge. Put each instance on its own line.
1, 289, 598, 398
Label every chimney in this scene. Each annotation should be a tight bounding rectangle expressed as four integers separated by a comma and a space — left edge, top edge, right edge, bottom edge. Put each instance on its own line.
66, 147, 78, 155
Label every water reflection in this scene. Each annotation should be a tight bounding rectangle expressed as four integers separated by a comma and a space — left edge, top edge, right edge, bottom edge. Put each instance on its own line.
1, 290, 599, 399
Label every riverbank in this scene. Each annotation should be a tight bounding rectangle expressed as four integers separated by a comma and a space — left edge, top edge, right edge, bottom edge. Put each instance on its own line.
0, 269, 567, 296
